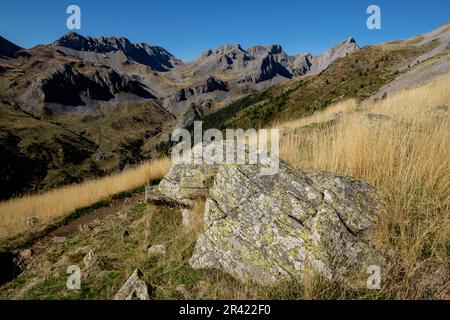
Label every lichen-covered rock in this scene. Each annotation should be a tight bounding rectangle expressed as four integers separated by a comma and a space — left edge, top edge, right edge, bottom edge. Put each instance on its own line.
155, 141, 385, 286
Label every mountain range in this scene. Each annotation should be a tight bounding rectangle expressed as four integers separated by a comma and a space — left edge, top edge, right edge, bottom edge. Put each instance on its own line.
1, 21, 449, 199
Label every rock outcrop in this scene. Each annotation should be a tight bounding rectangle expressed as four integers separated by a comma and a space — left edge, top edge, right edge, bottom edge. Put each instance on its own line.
175, 77, 229, 103
41, 64, 155, 106
152, 141, 384, 286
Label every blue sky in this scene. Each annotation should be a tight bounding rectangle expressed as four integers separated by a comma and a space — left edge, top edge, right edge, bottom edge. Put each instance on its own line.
0, 0, 449, 61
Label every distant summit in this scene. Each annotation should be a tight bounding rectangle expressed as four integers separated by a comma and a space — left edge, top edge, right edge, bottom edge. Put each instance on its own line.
53, 32, 182, 72
188, 38, 359, 84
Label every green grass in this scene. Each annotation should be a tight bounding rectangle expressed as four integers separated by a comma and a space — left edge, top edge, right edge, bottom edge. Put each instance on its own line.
0, 197, 389, 300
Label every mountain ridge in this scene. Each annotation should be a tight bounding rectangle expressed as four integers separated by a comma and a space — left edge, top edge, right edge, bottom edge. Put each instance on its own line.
53, 32, 182, 72
1, 21, 448, 199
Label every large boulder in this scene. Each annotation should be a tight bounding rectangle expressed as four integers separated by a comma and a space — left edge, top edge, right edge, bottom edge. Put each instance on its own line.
154, 141, 385, 286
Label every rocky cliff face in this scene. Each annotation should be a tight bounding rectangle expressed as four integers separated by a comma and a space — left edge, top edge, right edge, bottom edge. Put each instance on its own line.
174, 77, 229, 103
41, 64, 155, 106
53, 32, 182, 72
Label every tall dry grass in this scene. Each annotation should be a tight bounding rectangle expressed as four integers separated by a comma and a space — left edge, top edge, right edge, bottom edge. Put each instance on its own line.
0, 158, 171, 240
278, 73, 450, 299
279, 98, 359, 129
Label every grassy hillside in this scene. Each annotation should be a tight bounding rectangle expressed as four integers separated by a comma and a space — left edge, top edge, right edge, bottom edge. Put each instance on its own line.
1, 71, 448, 300
202, 40, 439, 130
0, 99, 175, 199
277, 74, 450, 299
0, 158, 171, 242
0, 103, 100, 200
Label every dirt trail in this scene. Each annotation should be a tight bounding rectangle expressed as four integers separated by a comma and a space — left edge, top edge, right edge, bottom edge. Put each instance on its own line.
24, 192, 144, 263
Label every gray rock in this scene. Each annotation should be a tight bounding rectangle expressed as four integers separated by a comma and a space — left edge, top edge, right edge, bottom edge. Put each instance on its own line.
79, 224, 93, 234
53, 236, 67, 243
83, 250, 95, 268
365, 113, 393, 122
27, 217, 39, 227
182, 209, 191, 227
145, 187, 187, 207
114, 269, 151, 300
19, 249, 33, 259
156, 141, 385, 286
436, 105, 448, 113
147, 244, 167, 256
194, 77, 229, 94
175, 284, 190, 299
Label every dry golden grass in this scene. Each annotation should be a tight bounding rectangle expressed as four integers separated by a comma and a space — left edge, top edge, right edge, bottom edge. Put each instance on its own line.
1, 71, 449, 300
278, 98, 358, 129
0, 158, 171, 240
278, 73, 450, 299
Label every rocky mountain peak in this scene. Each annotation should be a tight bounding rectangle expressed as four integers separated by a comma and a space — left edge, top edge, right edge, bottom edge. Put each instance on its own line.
54, 32, 132, 53
344, 36, 357, 45
248, 44, 284, 57
189, 37, 360, 84
214, 44, 246, 55
314, 36, 359, 72
53, 32, 182, 72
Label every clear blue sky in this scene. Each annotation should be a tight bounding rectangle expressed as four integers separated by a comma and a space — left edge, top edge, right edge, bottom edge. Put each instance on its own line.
0, 0, 449, 61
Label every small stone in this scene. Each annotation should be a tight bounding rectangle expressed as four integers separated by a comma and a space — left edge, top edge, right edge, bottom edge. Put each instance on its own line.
27, 217, 38, 227
175, 284, 190, 299
182, 209, 191, 227
118, 211, 129, 220
19, 249, 33, 259
436, 105, 448, 113
366, 113, 392, 122
114, 269, 150, 300
53, 236, 67, 243
79, 224, 93, 234
83, 250, 95, 267
147, 244, 167, 256
195, 281, 209, 298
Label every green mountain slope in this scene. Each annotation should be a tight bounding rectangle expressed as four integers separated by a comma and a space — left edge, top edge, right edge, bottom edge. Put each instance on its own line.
202, 40, 439, 130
